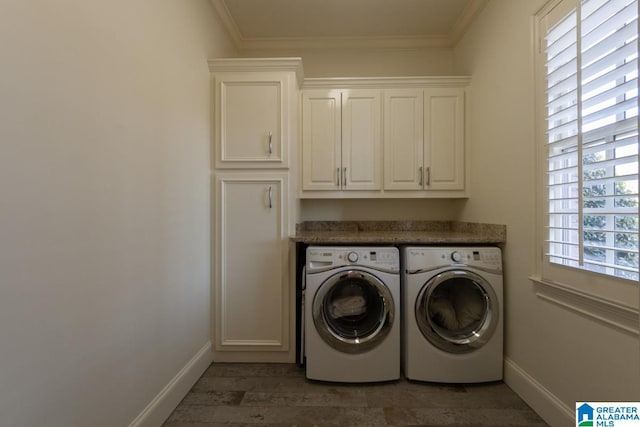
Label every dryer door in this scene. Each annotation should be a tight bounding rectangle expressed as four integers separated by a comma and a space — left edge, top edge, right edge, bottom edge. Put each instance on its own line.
312, 270, 394, 354
416, 269, 498, 354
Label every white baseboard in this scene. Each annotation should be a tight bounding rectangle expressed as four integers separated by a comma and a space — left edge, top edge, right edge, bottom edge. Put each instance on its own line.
129, 342, 213, 427
504, 357, 574, 427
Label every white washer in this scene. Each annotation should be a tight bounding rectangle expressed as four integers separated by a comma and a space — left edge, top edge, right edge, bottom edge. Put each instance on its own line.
304, 246, 400, 382
402, 246, 503, 383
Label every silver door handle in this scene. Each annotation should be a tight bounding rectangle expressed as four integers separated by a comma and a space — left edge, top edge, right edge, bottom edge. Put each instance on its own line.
343, 167, 347, 187
267, 186, 272, 208
419, 166, 423, 186
336, 168, 340, 187
268, 132, 273, 155
426, 167, 431, 186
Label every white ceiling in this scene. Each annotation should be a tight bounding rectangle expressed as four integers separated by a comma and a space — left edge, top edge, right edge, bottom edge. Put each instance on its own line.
210, 0, 487, 50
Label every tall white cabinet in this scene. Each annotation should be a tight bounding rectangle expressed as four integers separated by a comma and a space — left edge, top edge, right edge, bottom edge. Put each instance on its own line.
209, 58, 302, 362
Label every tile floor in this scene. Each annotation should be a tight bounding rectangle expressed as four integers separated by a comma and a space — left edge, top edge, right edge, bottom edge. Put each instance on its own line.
163, 363, 549, 426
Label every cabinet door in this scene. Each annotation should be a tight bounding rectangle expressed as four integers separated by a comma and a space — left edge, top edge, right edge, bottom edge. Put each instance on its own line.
214, 173, 290, 360
215, 72, 289, 168
424, 88, 465, 190
383, 89, 424, 190
302, 90, 341, 190
342, 90, 382, 191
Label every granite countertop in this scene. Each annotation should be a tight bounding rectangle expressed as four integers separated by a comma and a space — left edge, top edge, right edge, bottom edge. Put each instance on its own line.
292, 221, 506, 244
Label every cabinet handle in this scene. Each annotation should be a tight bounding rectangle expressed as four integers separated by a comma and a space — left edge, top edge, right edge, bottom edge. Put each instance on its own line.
336, 168, 340, 187
267, 186, 272, 209
343, 167, 347, 187
426, 167, 431, 186
268, 132, 273, 155
419, 166, 423, 186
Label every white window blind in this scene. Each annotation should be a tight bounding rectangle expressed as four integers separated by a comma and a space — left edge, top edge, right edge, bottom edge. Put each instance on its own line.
544, 0, 639, 281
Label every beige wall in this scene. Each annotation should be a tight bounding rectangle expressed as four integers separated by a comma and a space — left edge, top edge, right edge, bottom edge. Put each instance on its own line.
241, 47, 455, 78
453, 1, 640, 425
0, 1, 235, 425
300, 198, 465, 221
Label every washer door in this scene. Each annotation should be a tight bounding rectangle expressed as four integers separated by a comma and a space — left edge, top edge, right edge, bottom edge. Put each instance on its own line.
415, 269, 498, 354
312, 270, 394, 354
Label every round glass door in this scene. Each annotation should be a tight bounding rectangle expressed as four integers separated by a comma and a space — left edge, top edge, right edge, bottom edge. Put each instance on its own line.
312, 270, 394, 354
415, 270, 498, 354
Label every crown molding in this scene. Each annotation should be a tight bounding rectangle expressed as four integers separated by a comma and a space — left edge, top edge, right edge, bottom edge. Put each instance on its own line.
208, 57, 304, 85
210, 0, 243, 49
448, 0, 488, 45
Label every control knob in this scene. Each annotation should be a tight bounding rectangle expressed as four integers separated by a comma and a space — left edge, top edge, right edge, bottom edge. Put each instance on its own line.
347, 251, 359, 263
451, 251, 463, 263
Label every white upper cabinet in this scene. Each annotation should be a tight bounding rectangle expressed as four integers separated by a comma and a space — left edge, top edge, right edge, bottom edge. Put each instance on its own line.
217, 73, 285, 165
302, 89, 382, 191
301, 77, 469, 198
383, 89, 424, 191
342, 90, 382, 191
301, 90, 341, 190
384, 87, 465, 191
424, 88, 465, 191
209, 58, 303, 169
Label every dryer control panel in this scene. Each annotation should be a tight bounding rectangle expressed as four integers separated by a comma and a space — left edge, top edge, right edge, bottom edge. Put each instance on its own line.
306, 247, 399, 273
404, 247, 502, 272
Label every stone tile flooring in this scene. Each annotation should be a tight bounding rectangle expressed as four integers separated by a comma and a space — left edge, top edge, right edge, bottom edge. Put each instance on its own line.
163, 363, 549, 426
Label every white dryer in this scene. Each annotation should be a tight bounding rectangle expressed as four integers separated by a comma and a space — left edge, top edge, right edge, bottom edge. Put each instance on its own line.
304, 246, 400, 382
402, 246, 503, 383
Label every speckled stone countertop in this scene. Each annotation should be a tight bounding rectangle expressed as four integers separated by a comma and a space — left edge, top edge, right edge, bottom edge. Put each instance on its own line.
292, 221, 506, 244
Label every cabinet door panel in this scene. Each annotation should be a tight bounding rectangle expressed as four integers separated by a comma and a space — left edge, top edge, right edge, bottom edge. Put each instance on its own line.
215, 73, 288, 168
384, 90, 424, 190
302, 91, 341, 190
425, 88, 465, 190
214, 174, 289, 353
342, 90, 382, 190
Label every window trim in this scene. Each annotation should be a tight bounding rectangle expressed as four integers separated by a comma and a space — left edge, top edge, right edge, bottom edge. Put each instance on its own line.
533, 0, 639, 328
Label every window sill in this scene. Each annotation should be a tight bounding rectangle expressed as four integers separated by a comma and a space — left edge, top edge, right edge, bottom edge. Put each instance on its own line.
529, 276, 639, 336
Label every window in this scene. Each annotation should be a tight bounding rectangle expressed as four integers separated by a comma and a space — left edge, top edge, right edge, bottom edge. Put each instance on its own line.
541, 0, 639, 285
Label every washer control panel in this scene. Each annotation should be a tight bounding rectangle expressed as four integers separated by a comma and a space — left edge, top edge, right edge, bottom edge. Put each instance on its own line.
404, 247, 502, 272
307, 247, 399, 273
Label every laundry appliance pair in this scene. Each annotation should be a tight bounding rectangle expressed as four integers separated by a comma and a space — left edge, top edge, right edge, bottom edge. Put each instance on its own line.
303, 245, 503, 384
